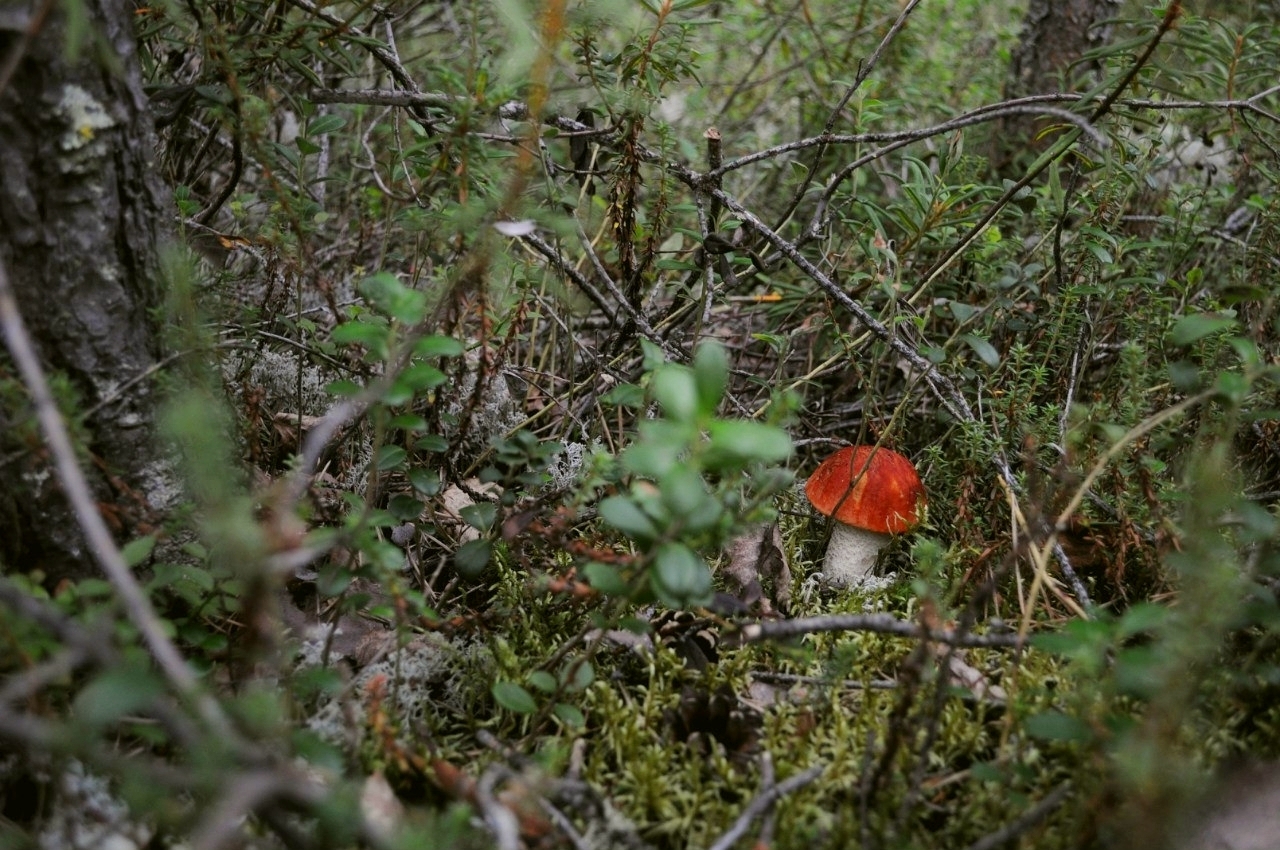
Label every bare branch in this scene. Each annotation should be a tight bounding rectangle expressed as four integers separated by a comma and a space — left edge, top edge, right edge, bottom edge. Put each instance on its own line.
740, 613, 1025, 649
284, 0, 441, 134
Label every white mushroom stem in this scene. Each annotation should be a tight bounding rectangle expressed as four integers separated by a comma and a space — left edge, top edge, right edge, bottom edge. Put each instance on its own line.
821, 524, 891, 587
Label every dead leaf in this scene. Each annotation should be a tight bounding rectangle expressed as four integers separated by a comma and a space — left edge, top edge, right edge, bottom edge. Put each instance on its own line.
438, 479, 502, 543
500, 508, 538, 541
273, 410, 324, 430
722, 522, 791, 612
944, 652, 1008, 703
278, 586, 388, 667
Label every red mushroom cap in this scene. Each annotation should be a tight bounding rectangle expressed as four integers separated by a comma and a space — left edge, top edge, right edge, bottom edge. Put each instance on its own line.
805, 445, 926, 534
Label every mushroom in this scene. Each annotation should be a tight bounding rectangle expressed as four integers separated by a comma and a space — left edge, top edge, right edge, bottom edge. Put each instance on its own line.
804, 445, 926, 587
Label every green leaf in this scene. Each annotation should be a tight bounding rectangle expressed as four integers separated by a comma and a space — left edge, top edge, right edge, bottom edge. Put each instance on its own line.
752, 332, 787, 352
624, 417, 696, 478
454, 539, 492, 578
599, 495, 659, 543
552, 703, 586, 727
382, 382, 413, 407
390, 291, 428, 325
74, 664, 165, 727
414, 334, 465, 357
332, 320, 389, 352
959, 334, 1000, 367
408, 467, 441, 495
651, 542, 712, 607
1169, 312, 1236, 346
681, 492, 724, 534
622, 439, 683, 478
73, 579, 114, 599
308, 113, 346, 136
459, 502, 497, 531
1116, 602, 1167, 638
947, 301, 979, 322
1029, 631, 1091, 657
360, 273, 426, 323
602, 382, 646, 408
326, 379, 363, 397
692, 341, 729, 415
660, 466, 711, 518
527, 671, 558, 693
121, 535, 156, 567
397, 362, 448, 391
492, 681, 538, 714
389, 414, 429, 431
970, 761, 1004, 783
704, 420, 793, 468
376, 445, 407, 471
1023, 711, 1093, 743
272, 141, 300, 168
1228, 336, 1261, 368
651, 365, 699, 422
1114, 645, 1163, 698
388, 494, 422, 522
1214, 370, 1249, 401
619, 616, 650, 634
1168, 361, 1201, 392
150, 562, 214, 597
1085, 243, 1113, 265
561, 659, 595, 693
582, 561, 630, 595
640, 339, 667, 371
414, 434, 449, 453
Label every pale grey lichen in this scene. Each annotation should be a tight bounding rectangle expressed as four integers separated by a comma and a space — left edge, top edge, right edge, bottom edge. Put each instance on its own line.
139, 456, 184, 513
304, 635, 494, 749
441, 351, 525, 461
56, 84, 115, 152
221, 345, 373, 491
1126, 122, 1239, 192
547, 440, 603, 491
222, 347, 334, 418
35, 760, 153, 850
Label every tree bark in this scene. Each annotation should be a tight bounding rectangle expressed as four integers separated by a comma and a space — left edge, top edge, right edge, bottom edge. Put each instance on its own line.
0, 1, 173, 582
994, 0, 1122, 171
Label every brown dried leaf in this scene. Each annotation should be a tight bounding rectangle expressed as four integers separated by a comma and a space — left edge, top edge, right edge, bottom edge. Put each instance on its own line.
722, 522, 791, 612
278, 587, 388, 666
273, 410, 324, 430
944, 651, 1008, 703
438, 479, 502, 543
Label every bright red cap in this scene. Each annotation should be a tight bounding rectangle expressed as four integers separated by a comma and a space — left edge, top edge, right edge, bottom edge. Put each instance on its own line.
805, 446, 925, 533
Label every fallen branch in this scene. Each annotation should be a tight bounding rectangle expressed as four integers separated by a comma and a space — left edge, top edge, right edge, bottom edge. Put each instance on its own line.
740, 613, 1024, 649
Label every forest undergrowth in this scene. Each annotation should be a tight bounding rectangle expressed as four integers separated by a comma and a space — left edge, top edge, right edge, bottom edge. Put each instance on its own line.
4, 1, 1280, 848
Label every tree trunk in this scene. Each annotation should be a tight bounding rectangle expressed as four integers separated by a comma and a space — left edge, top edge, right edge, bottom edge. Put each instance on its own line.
994, 0, 1122, 171
0, 1, 173, 582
